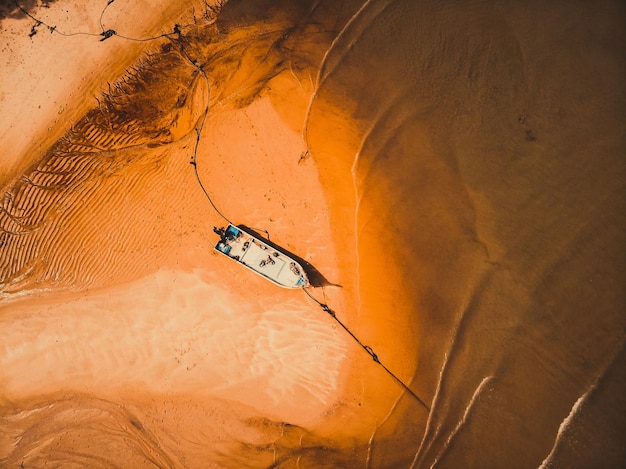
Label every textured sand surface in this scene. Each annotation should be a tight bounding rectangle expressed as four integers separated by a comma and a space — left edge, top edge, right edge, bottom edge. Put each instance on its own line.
1, 0, 625, 467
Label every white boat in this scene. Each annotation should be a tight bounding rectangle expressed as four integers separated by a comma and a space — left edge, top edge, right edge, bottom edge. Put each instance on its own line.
213, 224, 309, 289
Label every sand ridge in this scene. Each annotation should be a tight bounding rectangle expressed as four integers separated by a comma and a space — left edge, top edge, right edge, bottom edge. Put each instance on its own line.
0, 0, 215, 185
1, 2, 368, 464
2, 0, 624, 467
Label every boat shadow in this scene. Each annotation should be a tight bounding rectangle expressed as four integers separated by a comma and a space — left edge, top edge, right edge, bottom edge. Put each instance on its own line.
238, 225, 341, 288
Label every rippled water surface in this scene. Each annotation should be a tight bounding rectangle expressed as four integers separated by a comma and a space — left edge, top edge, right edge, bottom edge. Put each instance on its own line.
1, 0, 625, 467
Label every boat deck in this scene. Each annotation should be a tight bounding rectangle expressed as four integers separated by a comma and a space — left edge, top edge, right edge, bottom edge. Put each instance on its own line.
214, 225, 308, 288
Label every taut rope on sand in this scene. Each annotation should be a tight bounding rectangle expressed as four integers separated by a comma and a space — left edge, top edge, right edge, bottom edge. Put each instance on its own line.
302, 287, 431, 411
188, 98, 233, 226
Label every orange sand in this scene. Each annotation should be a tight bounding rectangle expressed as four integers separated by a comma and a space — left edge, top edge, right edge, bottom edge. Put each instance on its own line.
0, 1, 418, 465
4, 1, 623, 467
0, 0, 203, 184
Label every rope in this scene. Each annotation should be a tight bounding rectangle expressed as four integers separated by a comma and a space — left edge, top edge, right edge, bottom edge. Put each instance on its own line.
302, 287, 431, 411
180, 47, 234, 226
189, 116, 232, 226
14, 0, 180, 42
15, 0, 233, 227
174, 29, 267, 232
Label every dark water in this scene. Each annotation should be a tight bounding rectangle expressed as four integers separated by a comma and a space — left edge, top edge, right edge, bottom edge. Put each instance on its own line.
307, 0, 626, 466
1, 0, 625, 467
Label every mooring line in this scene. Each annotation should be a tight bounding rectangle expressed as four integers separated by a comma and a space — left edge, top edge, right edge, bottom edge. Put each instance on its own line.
302, 287, 430, 411
178, 33, 234, 227
14, 0, 181, 42
16, 0, 236, 228
176, 33, 272, 236
188, 103, 233, 226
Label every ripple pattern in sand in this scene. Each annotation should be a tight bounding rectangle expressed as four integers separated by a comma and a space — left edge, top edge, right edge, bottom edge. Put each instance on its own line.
0, 43, 204, 294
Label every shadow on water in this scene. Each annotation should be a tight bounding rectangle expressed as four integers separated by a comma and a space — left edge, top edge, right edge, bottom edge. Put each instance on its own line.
238, 224, 341, 288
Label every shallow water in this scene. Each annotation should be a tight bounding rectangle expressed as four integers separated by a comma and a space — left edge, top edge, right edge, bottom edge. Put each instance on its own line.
309, 1, 626, 466
1, 0, 625, 467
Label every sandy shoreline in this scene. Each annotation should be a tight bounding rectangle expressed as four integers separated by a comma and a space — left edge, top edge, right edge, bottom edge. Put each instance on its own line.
0, 89, 356, 418
0, 0, 204, 185
0, 0, 406, 451
3, 0, 624, 467
1, 1, 443, 463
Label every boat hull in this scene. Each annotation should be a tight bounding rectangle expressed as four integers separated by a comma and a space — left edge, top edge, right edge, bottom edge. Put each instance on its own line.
213, 224, 309, 289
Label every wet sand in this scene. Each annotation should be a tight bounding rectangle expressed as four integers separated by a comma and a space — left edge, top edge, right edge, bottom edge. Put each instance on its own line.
1, 1, 408, 466
2, 0, 625, 467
